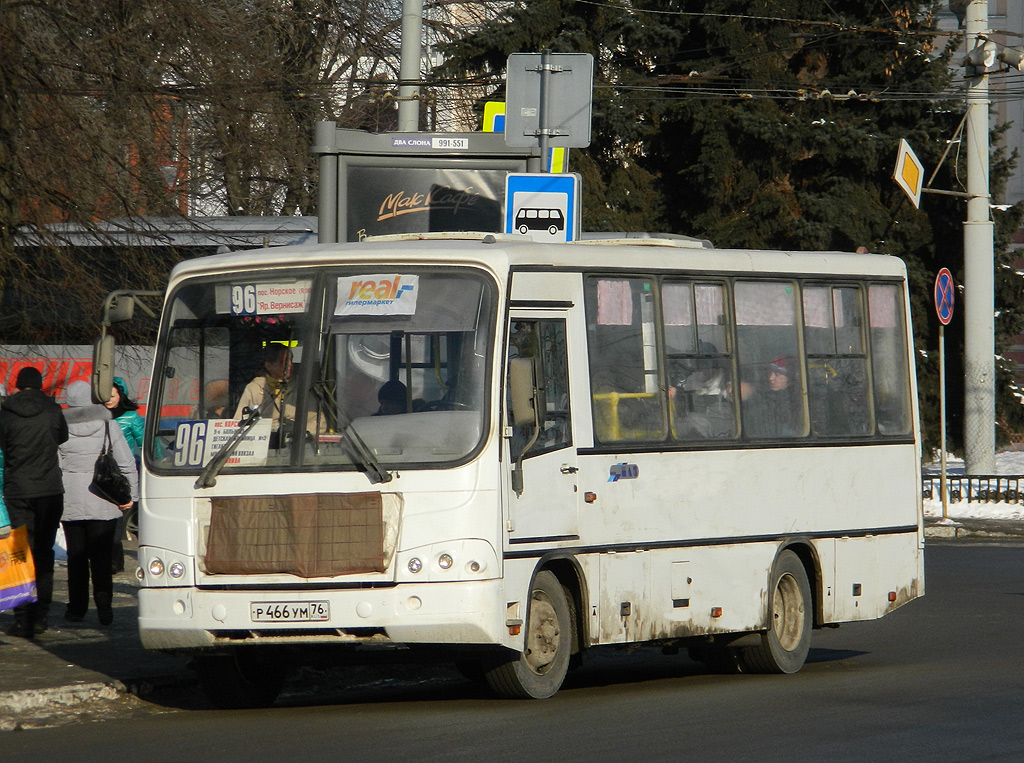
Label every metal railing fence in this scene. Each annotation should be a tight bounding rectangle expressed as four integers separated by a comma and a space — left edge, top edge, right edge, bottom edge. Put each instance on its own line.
922, 474, 1024, 504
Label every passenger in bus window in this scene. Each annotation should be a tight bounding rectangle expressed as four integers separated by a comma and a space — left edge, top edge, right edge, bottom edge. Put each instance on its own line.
745, 355, 801, 437
768, 356, 790, 392
374, 380, 408, 416
726, 377, 756, 405
673, 367, 735, 439
192, 379, 229, 419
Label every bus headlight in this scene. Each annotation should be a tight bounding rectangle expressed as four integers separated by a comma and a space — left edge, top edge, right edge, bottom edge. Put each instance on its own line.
149, 558, 165, 577
397, 540, 498, 582
168, 561, 185, 579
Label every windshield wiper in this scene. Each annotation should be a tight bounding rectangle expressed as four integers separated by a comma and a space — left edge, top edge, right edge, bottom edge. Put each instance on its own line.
194, 402, 269, 489
311, 380, 392, 484
340, 421, 393, 484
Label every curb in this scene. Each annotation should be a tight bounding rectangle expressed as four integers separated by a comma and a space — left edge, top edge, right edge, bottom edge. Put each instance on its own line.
0, 672, 198, 732
925, 524, 961, 539
0, 682, 125, 731
924, 523, 1024, 540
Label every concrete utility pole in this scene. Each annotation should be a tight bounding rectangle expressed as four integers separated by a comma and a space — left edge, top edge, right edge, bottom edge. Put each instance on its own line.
963, 0, 996, 474
397, 0, 423, 132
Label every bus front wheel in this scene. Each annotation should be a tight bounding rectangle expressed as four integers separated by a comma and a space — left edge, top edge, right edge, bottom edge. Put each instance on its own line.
484, 570, 571, 699
740, 550, 812, 674
193, 648, 288, 709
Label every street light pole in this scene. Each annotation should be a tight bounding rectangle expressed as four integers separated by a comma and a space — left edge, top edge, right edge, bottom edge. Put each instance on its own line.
963, 0, 996, 474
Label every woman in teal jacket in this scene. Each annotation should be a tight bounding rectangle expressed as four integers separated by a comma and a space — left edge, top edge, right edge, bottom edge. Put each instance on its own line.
106, 377, 144, 461
104, 377, 144, 572
0, 447, 10, 538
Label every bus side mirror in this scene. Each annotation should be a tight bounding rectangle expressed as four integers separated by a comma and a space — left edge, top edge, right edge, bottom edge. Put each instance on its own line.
104, 294, 136, 324
91, 289, 162, 405
509, 356, 547, 497
91, 333, 115, 404
509, 358, 536, 427
509, 357, 546, 428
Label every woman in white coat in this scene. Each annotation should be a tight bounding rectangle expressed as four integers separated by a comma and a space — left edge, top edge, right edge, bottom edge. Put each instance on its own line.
59, 380, 138, 625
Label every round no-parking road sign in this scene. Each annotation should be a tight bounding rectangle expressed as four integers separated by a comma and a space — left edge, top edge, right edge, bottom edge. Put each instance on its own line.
935, 267, 954, 326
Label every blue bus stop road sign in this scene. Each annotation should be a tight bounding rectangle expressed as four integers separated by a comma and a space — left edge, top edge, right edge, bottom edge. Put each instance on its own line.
935, 267, 954, 326
504, 173, 581, 243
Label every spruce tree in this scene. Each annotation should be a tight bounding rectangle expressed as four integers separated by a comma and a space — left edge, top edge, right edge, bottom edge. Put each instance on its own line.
438, 0, 1024, 454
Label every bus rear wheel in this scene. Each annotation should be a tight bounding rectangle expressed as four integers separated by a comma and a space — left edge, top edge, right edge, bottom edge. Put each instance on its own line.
740, 550, 812, 674
484, 570, 571, 699
193, 648, 288, 709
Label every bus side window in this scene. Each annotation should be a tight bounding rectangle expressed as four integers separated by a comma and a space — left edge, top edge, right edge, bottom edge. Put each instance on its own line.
804, 285, 870, 436
868, 283, 912, 435
587, 277, 666, 442
734, 280, 805, 438
507, 319, 571, 459
663, 281, 735, 441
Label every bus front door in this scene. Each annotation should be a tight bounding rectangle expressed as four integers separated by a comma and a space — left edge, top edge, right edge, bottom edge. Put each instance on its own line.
505, 315, 579, 543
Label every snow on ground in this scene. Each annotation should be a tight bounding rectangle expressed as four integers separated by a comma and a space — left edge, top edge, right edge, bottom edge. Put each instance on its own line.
922, 450, 1024, 521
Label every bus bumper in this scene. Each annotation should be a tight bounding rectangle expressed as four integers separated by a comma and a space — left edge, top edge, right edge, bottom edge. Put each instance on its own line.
138, 579, 509, 651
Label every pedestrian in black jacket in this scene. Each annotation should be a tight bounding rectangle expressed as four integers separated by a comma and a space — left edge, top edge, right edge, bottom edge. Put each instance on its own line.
0, 366, 69, 638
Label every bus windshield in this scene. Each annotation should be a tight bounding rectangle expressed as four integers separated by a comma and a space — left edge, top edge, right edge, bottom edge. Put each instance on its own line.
147, 268, 495, 475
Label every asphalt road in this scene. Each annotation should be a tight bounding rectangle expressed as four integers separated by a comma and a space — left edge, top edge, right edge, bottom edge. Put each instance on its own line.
6, 541, 1024, 762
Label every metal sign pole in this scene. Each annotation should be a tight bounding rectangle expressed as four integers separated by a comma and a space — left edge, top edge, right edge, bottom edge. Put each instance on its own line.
934, 266, 958, 528
940, 323, 949, 522
538, 49, 552, 161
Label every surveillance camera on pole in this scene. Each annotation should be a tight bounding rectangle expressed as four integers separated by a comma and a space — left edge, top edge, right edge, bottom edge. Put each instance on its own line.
961, 36, 1024, 75
962, 39, 998, 75
997, 46, 1024, 71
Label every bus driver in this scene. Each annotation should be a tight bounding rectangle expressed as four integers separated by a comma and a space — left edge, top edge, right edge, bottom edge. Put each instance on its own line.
234, 343, 323, 443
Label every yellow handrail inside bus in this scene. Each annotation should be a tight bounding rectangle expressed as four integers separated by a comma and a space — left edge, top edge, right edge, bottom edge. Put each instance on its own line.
592, 390, 664, 441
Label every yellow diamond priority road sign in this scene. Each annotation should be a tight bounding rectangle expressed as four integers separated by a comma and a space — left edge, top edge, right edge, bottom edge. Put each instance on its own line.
894, 138, 924, 209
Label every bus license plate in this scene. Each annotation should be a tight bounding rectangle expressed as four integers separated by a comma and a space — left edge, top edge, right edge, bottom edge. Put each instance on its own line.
250, 601, 330, 623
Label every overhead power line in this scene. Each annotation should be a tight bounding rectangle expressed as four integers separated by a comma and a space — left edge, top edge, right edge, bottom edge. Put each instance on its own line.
571, 0, 948, 37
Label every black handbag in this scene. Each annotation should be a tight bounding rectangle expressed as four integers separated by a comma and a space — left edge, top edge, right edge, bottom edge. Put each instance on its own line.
90, 424, 133, 507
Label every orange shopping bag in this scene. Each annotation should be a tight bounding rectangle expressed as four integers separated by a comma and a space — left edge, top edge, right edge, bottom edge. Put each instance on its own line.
0, 526, 37, 611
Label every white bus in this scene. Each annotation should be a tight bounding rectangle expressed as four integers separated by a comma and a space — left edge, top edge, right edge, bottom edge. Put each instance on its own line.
106, 232, 923, 707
